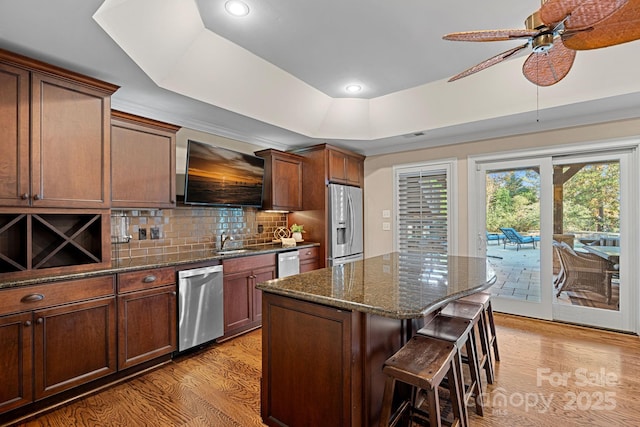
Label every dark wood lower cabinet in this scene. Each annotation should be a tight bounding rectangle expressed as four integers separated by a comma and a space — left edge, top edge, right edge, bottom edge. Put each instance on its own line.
116, 267, 177, 370
221, 254, 276, 341
0, 312, 32, 413
117, 285, 177, 370
33, 296, 117, 400
0, 275, 116, 415
261, 292, 407, 427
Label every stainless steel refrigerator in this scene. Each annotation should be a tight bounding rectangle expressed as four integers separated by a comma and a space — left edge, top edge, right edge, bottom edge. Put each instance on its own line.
328, 183, 364, 266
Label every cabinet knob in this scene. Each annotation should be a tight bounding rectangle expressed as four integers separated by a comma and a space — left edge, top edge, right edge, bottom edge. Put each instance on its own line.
24, 320, 32, 327
143, 275, 157, 283
21, 193, 29, 200
21, 293, 44, 303
36, 317, 44, 325
33, 194, 41, 201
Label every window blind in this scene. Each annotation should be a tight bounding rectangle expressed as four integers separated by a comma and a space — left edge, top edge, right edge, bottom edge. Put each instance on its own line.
396, 168, 448, 255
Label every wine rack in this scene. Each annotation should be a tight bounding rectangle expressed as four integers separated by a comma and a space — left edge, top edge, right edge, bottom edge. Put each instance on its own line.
0, 210, 110, 278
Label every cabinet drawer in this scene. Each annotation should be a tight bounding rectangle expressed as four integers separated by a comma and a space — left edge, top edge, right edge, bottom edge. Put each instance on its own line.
298, 247, 319, 261
117, 267, 175, 293
0, 275, 115, 315
222, 253, 276, 274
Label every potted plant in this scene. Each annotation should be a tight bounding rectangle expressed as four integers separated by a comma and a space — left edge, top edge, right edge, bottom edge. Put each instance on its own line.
290, 224, 305, 242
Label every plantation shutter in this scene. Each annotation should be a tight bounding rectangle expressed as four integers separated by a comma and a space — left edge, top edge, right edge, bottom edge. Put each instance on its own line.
396, 167, 449, 255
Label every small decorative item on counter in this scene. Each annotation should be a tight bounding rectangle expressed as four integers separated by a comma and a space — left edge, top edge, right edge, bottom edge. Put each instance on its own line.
290, 224, 305, 242
281, 237, 297, 247
273, 226, 291, 242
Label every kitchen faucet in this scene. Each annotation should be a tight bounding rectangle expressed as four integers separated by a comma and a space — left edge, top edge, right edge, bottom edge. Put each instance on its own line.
220, 233, 233, 250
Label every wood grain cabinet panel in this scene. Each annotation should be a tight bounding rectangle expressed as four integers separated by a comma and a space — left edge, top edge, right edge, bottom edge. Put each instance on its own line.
31, 73, 113, 208
117, 267, 177, 369
0, 49, 118, 209
0, 62, 29, 207
0, 275, 117, 412
298, 247, 320, 273
33, 296, 117, 400
0, 312, 33, 413
328, 148, 363, 187
117, 285, 176, 369
255, 149, 303, 211
221, 254, 276, 341
111, 111, 179, 209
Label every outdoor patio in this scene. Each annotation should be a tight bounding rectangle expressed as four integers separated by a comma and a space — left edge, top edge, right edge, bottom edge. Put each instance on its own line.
485, 240, 620, 310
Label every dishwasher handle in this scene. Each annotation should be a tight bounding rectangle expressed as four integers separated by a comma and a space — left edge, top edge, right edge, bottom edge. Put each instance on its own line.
178, 264, 223, 280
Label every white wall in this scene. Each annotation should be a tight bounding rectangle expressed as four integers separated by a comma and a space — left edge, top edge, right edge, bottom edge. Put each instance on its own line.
363, 117, 640, 258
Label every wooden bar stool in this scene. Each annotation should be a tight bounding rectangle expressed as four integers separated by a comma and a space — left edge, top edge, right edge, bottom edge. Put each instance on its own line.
458, 292, 500, 366
417, 315, 483, 422
379, 335, 464, 427
439, 300, 494, 386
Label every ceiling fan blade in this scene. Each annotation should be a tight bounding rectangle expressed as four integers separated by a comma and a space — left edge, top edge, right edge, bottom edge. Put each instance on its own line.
443, 29, 538, 42
448, 43, 529, 82
522, 38, 577, 86
561, 0, 640, 49
540, 0, 628, 29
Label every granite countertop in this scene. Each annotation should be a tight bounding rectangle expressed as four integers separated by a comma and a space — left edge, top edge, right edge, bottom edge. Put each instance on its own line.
256, 252, 496, 319
0, 242, 319, 290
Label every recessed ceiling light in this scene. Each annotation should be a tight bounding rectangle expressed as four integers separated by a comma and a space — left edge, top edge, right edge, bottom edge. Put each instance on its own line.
345, 84, 362, 94
225, 0, 250, 17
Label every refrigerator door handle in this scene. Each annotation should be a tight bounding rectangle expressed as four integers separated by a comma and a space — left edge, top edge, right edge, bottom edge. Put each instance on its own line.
348, 191, 355, 251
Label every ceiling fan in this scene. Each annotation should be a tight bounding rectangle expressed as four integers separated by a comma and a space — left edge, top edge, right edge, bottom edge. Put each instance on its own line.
444, 0, 640, 86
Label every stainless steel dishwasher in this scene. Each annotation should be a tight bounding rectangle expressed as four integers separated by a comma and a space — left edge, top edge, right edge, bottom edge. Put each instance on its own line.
177, 264, 224, 352
278, 250, 300, 278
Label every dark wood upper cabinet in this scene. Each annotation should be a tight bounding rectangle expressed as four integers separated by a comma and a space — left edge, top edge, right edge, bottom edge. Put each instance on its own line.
0, 48, 118, 209
111, 111, 179, 209
328, 147, 364, 187
255, 149, 303, 211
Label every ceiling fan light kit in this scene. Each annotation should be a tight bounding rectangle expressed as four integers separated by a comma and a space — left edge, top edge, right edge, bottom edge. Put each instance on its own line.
444, 0, 640, 86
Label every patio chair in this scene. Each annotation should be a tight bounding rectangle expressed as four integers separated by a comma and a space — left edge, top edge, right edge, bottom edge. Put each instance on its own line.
554, 241, 614, 304
499, 227, 540, 251
486, 231, 505, 245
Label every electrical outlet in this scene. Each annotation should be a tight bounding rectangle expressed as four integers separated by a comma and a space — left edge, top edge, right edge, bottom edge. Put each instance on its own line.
258, 224, 264, 233
150, 227, 160, 240
139, 228, 147, 240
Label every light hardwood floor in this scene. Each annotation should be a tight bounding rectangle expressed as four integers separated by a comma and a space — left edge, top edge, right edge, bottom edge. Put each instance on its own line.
10, 314, 640, 427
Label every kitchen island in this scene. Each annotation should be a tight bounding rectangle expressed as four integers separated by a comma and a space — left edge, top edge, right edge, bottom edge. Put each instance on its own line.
257, 252, 496, 427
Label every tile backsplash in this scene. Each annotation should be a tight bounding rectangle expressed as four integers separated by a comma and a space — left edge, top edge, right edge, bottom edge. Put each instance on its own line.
111, 207, 287, 262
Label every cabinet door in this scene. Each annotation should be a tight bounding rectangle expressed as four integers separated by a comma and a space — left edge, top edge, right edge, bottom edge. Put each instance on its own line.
0, 312, 33, 413
33, 296, 116, 400
30, 72, 111, 208
223, 271, 253, 334
0, 62, 30, 207
117, 285, 177, 370
328, 150, 347, 183
111, 114, 177, 208
252, 265, 276, 323
345, 155, 362, 187
272, 156, 303, 210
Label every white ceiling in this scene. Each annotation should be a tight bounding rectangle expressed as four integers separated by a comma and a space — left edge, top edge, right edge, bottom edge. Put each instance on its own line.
1, 0, 640, 156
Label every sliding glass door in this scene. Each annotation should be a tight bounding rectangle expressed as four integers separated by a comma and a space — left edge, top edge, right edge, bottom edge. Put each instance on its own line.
475, 158, 554, 320
471, 149, 635, 332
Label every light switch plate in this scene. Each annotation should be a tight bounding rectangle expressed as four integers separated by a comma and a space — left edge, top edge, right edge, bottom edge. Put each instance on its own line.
382, 222, 391, 231
382, 209, 391, 218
